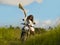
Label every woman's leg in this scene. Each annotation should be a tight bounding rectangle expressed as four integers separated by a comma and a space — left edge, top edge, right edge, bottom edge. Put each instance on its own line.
30, 30, 35, 35
30, 27, 35, 35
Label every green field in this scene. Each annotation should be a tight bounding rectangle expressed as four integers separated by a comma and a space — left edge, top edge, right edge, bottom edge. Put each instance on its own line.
0, 25, 60, 45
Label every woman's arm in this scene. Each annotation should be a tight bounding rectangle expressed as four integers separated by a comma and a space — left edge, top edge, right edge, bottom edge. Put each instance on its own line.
33, 21, 36, 24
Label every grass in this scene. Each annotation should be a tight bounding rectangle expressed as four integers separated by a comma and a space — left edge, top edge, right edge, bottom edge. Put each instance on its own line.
0, 28, 21, 45
0, 26, 60, 45
24, 26, 60, 45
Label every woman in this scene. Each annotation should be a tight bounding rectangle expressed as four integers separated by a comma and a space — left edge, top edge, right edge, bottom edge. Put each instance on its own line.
21, 15, 35, 41
26, 15, 35, 35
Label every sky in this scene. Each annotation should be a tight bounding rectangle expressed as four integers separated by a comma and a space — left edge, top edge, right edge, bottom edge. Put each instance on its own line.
0, 0, 60, 28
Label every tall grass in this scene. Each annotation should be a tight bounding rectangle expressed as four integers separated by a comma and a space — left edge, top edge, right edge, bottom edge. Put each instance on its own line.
23, 26, 60, 45
0, 26, 60, 45
0, 27, 21, 45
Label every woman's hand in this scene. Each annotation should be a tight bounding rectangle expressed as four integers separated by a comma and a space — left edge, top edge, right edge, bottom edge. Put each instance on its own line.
22, 19, 24, 21
33, 22, 36, 24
